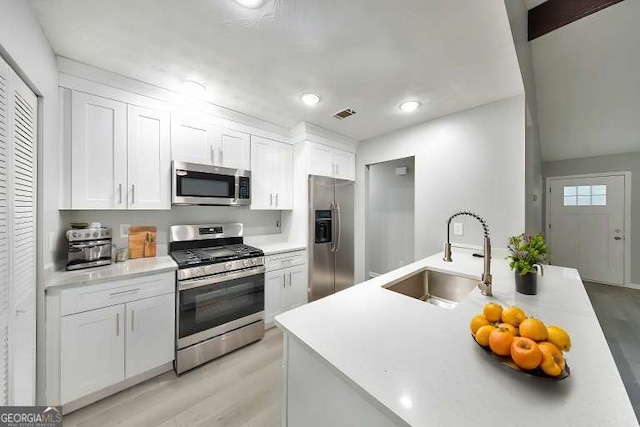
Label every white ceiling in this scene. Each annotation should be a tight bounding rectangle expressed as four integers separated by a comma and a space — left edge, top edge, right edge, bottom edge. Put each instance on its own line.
531, 0, 640, 161
526, 0, 549, 10
28, 0, 523, 141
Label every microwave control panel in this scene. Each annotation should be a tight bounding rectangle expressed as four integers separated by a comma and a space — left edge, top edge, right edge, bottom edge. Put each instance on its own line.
239, 177, 250, 199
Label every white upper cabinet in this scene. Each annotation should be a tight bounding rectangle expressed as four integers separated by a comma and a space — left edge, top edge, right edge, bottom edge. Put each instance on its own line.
307, 142, 355, 181
213, 127, 251, 170
71, 91, 127, 209
127, 106, 171, 210
171, 114, 250, 170
67, 91, 170, 210
250, 136, 293, 210
170, 114, 213, 165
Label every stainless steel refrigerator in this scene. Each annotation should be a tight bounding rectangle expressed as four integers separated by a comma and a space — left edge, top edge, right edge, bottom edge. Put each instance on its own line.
308, 175, 355, 301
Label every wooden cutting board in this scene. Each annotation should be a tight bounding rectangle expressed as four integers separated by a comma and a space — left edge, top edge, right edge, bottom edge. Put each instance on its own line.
128, 226, 157, 259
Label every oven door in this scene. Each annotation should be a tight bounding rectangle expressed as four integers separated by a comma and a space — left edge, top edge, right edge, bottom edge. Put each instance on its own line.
172, 161, 250, 206
177, 266, 265, 349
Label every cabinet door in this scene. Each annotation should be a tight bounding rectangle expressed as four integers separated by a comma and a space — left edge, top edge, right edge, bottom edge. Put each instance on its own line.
275, 142, 293, 210
250, 136, 276, 210
71, 91, 127, 209
213, 126, 251, 170
285, 264, 308, 311
265, 271, 286, 325
127, 106, 171, 210
333, 149, 355, 181
171, 113, 214, 165
308, 143, 334, 178
61, 305, 125, 404
125, 293, 175, 378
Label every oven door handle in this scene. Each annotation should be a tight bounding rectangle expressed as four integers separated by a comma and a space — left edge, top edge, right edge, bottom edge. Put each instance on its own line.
178, 266, 266, 291
69, 240, 111, 249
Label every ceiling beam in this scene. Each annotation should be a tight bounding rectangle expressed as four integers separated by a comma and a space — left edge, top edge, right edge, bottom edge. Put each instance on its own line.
528, 0, 625, 40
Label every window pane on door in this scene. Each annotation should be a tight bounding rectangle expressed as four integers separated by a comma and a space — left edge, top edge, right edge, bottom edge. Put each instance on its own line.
592, 185, 607, 195
592, 195, 607, 206
564, 196, 577, 206
578, 186, 591, 196
564, 186, 577, 196
578, 195, 591, 205
563, 184, 607, 206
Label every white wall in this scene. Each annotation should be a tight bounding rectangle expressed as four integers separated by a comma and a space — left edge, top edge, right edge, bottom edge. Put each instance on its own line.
367, 157, 415, 276
61, 207, 281, 254
355, 96, 526, 283
531, 0, 640, 161
504, 0, 543, 234
0, 0, 60, 405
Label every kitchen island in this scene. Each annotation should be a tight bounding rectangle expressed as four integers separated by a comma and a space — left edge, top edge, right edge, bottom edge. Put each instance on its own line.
275, 250, 638, 427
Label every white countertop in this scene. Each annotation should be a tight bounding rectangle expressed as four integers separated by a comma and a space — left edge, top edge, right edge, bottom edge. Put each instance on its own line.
47, 256, 177, 291
276, 251, 638, 427
244, 235, 306, 256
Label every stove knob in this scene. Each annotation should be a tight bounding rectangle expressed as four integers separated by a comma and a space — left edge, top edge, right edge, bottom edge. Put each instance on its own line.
225, 262, 233, 271
243, 259, 251, 267
205, 265, 214, 274
93, 231, 99, 238
253, 258, 260, 265
85, 232, 91, 238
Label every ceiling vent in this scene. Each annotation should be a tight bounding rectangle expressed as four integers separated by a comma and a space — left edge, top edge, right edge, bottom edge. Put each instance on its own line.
332, 108, 357, 120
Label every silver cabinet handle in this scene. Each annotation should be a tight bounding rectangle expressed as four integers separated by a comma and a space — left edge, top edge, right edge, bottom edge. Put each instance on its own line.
211, 146, 215, 164
131, 310, 134, 332
118, 183, 123, 204
275, 193, 279, 207
219, 147, 223, 165
282, 275, 286, 289
289, 272, 292, 287
270, 193, 273, 206
109, 288, 141, 297
116, 313, 120, 337
131, 184, 135, 204
331, 164, 335, 176
336, 164, 339, 176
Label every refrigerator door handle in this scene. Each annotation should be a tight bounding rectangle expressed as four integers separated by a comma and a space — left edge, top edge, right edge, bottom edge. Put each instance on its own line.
329, 201, 337, 252
334, 201, 342, 253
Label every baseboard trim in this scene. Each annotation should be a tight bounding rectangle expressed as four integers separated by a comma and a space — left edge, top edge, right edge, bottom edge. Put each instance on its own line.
626, 283, 640, 290
586, 281, 640, 291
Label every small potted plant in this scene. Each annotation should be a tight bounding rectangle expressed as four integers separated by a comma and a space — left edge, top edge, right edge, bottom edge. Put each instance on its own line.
507, 233, 547, 295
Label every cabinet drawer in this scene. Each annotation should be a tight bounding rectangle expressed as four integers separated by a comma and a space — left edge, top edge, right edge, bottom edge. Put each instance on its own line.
265, 250, 306, 272
61, 272, 175, 316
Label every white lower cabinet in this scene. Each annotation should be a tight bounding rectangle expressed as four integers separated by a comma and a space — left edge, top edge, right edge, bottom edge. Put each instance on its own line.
264, 250, 308, 327
61, 305, 125, 404
49, 272, 175, 409
125, 293, 175, 378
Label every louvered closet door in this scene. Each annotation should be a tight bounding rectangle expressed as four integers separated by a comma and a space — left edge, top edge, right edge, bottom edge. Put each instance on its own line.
0, 54, 10, 406
8, 69, 37, 405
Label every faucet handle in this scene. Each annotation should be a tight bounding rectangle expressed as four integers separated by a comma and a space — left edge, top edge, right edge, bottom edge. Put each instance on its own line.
443, 242, 452, 262
478, 281, 492, 297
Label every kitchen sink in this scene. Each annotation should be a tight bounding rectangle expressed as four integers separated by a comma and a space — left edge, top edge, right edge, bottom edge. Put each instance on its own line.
382, 269, 478, 309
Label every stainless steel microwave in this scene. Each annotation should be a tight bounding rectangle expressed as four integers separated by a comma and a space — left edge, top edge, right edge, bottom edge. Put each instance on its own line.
172, 161, 251, 206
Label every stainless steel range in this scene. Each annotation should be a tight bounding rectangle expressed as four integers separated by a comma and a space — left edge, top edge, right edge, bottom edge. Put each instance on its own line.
170, 223, 265, 374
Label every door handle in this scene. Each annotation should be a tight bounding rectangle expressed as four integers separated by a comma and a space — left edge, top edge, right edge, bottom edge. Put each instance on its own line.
219, 147, 223, 165
614, 236, 623, 240
131, 310, 134, 332
270, 193, 273, 206
331, 164, 335, 176
116, 313, 120, 337
289, 272, 292, 287
118, 183, 123, 204
336, 164, 339, 176
131, 184, 135, 204
282, 275, 286, 289
329, 201, 337, 252
334, 202, 342, 252
275, 193, 279, 207
211, 146, 215, 164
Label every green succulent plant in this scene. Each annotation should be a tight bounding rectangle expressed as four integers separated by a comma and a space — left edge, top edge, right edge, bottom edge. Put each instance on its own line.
507, 233, 547, 276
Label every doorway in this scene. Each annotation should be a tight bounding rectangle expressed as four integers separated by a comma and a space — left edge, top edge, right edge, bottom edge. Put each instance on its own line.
546, 173, 630, 286
366, 157, 415, 278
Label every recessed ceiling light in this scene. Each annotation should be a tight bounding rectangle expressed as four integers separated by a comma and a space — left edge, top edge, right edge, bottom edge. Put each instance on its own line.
182, 80, 207, 97
234, 0, 265, 8
300, 93, 321, 106
399, 100, 421, 113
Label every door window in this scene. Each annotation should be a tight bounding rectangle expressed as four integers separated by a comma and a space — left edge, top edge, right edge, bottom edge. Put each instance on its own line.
563, 185, 606, 206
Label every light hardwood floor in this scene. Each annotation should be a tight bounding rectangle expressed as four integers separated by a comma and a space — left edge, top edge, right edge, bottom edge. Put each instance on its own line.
63, 328, 283, 427
584, 282, 640, 422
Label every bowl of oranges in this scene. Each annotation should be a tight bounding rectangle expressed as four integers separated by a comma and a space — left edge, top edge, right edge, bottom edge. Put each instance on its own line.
470, 303, 571, 380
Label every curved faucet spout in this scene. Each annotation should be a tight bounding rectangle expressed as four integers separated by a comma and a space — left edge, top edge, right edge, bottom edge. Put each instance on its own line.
443, 211, 492, 297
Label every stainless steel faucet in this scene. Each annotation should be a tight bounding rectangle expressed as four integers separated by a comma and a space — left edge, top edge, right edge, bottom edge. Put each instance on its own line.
443, 211, 492, 297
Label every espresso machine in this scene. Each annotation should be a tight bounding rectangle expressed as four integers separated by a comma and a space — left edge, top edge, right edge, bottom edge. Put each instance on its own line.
66, 226, 113, 271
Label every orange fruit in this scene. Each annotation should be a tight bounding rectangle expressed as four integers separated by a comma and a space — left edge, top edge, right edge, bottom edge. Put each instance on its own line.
470, 314, 490, 336
483, 303, 503, 323
498, 323, 518, 336
501, 306, 527, 327
519, 319, 548, 342
538, 341, 565, 377
511, 337, 542, 370
489, 327, 514, 356
475, 325, 496, 347
547, 326, 572, 351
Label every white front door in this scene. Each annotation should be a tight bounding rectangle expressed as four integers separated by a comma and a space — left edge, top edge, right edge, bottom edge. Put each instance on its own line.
548, 174, 626, 285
